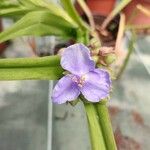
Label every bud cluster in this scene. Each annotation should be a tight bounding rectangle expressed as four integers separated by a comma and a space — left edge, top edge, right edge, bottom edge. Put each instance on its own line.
89, 38, 116, 66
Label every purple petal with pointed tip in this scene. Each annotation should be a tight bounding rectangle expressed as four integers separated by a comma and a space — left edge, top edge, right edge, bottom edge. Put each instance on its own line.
52, 75, 80, 104
81, 69, 111, 102
61, 44, 95, 76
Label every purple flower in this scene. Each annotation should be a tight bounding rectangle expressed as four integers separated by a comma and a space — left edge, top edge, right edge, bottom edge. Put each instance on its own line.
52, 44, 111, 104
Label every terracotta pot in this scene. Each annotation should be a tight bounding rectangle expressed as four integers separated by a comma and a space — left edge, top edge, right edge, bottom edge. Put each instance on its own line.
86, 0, 116, 16
75, 0, 119, 46
123, 0, 150, 25
75, 0, 116, 16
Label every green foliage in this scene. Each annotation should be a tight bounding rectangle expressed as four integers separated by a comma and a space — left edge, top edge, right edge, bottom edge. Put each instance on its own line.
0, 55, 63, 80
0, 0, 82, 42
0, 0, 37, 17
0, 55, 60, 68
18, 0, 78, 26
61, 0, 89, 30
0, 66, 63, 80
0, 10, 78, 42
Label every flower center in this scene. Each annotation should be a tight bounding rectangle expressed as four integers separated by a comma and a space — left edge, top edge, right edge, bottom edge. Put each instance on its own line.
72, 75, 86, 88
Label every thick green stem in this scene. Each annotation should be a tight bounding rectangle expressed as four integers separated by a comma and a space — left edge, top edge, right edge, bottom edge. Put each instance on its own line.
84, 102, 106, 150
95, 101, 117, 150
79, 27, 116, 147
0, 66, 63, 80
0, 56, 63, 80
0, 55, 60, 67
79, 23, 116, 150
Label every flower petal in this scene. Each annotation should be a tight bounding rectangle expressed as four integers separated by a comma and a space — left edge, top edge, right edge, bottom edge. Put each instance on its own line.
61, 43, 95, 76
81, 69, 111, 102
52, 75, 80, 104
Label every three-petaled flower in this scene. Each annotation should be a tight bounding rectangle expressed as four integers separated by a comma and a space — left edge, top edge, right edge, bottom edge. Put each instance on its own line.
52, 44, 111, 104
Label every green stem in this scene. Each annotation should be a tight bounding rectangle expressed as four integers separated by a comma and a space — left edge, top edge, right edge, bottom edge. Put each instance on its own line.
125, 24, 150, 30
111, 0, 132, 18
0, 55, 60, 68
79, 22, 116, 150
84, 102, 106, 150
79, 26, 109, 150
102, 0, 132, 29
0, 56, 63, 80
117, 32, 135, 79
95, 101, 117, 150
0, 66, 63, 80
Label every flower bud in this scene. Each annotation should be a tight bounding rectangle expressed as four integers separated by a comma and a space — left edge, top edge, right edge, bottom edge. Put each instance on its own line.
90, 38, 101, 49
104, 54, 116, 65
92, 56, 99, 63
97, 63, 104, 68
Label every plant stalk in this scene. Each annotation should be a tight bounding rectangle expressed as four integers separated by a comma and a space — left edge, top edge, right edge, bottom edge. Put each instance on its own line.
0, 55, 60, 67
116, 32, 135, 79
84, 102, 106, 150
95, 101, 117, 150
101, 0, 132, 29
79, 17, 116, 149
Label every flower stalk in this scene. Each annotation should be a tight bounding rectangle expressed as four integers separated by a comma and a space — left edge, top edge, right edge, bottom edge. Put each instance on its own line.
95, 101, 117, 150
80, 29, 117, 150
84, 102, 106, 150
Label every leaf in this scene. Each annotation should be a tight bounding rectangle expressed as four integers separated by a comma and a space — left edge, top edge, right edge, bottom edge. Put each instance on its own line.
0, 6, 31, 17
0, 56, 63, 80
60, 0, 89, 30
0, 0, 37, 17
18, 0, 78, 26
17, 0, 37, 7
0, 55, 60, 68
0, 0, 78, 27
0, 66, 63, 80
0, 10, 77, 42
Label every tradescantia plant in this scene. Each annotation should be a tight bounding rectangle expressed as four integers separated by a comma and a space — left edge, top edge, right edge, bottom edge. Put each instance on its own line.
52, 44, 111, 104
0, 0, 120, 149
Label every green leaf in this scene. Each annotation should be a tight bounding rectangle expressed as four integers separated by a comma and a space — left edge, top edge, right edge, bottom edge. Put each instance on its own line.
0, 5, 31, 17
0, 0, 39, 17
0, 0, 78, 27
19, 0, 78, 27
0, 55, 60, 68
0, 55, 63, 80
0, 10, 77, 42
0, 66, 63, 80
60, 0, 89, 30
18, 0, 38, 7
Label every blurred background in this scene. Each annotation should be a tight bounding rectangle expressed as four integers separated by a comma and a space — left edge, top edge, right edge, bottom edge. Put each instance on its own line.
0, 0, 150, 150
